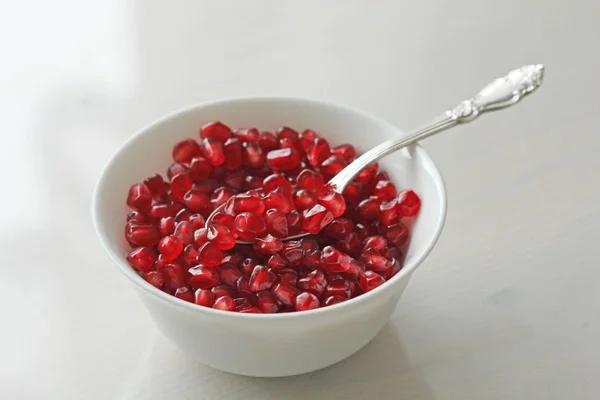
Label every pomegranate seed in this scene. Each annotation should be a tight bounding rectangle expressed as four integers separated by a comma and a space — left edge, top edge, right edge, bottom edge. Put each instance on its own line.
258, 131, 278, 152
319, 187, 346, 218
263, 174, 292, 194
396, 190, 421, 217
194, 289, 215, 307
386, 222, 409, 246
306, 138, 331, 168
357, 198, 381, 221
242, 142, 265, 169
157, 235, 184, 262
249, 265, 277, 292
212, 285, 234, 298
257, 290, 280, 313
264, 209, 289, 238
354, 223, 369, 240
127, 183, 152, 211
276, 126, 299, 140
294, 189, 317, 211
144, 174, 168, 198
324, 278, 351, 299
163, 263, 186, 291
359, 270, 386, 292
167, 162, 187, 180
319, 155, 347, 180
267, 253, 287, 270
206, 224, 236, 250
197, 242, 223, 267
218, 264, 241, 287
239, 307, 263, 313
355, 163, 378, 184
286, 210, 302, 235
236, 276, 256, 300
210, 187, 235, 208
343, 182, 363, 207
278, 269, 298, 286
188, 156, 213, 181
331, 143, 357, 163
302, 249, 321, 268
223, 169, 247, 189
193, 228, 209, 247
379, 198, 401, 225
181, 244, 200, 265
126, 247, 156, 272
149, 203, 172, 220
189, 214, 206, 230
320, 246, 351, 273
299, 129, 320, 150
234, 212, 266, 241
374, 180, 398, 201
302, 204, 334, 235
174, 287, 194, 302
224, 193, 266, 215
200, 121, 233, 143
172, 139, 201, 164
381, 258, 403, 280
223, 138, 243, 170
175, 208, 192, 223
173, 221, 194, 246
272, 283, 301, 307
170, 173, 192, 202
240, 257, 259, 276
144, 270, 165, 288
126, 223, 160, 246
296, 169, 326, 196
127, 210, 149, 223
323, 295, 346, 306
234, 128, 260, 143
213, 295, 235, 311
344, 258, 365, 280
243, 175, 263, 191
266, 148, 301, 171
297, 269, 328, 297
361, 248, 393, 273
188, 265, 220, 289
253, 234, 284, 255
210, 212, 235, 230
200, 138, 225, 166
362, 236, 388, 254
336, 232, 362, 258
295, 292, 320, 311
264, 187, 294, 213
181, 190, 208, 213
324, 218, 354, 239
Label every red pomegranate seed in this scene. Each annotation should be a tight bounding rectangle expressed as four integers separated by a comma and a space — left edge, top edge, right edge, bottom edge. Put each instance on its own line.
167, 162, 187, 180
296, 169, 325, 196
213, 295, 235, 311
144, 174, 168, 198
194, 289, 215, 307
256, 290, 280, 313
374, 180, 398, 201
188, 156, 213, 181
297, 269, 328, 297
219, 263, 242, 287
264, 187, 294, 213
342, 182, 362, 206
267, 254, 287, 270
357, 198, 381, 221
174, 287, 194, 302
206, 224, 236, 250
306, 138, 331, 168
276, 126, 299, 140
299, 129, 320, 150
266, 148, 301, 171
324, 278, 351, 299
181, 244, 200, 265
126, 223, 160, 246
200, 138, 225, 166
223, 137, 243, 170
258, 131, 278, 152
181, 190, 208, 213
210, 212, 235, 230
127, 183, 152, 212
359, 270, 386, 292
236, 276, 256, 300
173, 221, 194, 246
240, 257, 259, 276
234, 212, 266, 241
343, 258, 365, 280
193, 228, 209, 247
278, 269, 298, 286
272, 283, 301, 307
294, 189, 317, 211
249, 265, 277, 292
362, 236, 388, 254
320, 246, 351, 273
243, 175, 262, 190
238, 307, 263, 313
197, 242, 223, 267
319, 156, 347, 180
126, 247, 156, 272
170, 173, 193, 202
286, 210, 302, 235
175, 208, 192, 223
319, 188, 346, 218
157, 235, 184, 262
224, 193, 266, 215
200, 121, 233, 143
263, 174, 292, 194
361, 249, 393, 273
189, 214, 205, 230
144, 270, 165, 288
264, 209, 289, 238
295, 291, 320, 311
379, 198, 401, 225
164, 263, 186, 291
127, 210, 149, 223
212, 285, 234, 299
302, 204, 334, 235
354, 223, 369, 240
324, 218, 354, 239
188, 265, 220, 289
386, 222, 409, 246
396, 190, 421, 217
323, 295, 346, 306
242, 142, 265, 169
223, 169, 247, 190
331, 143, 357, 163
381, 258, 403, 280
172, 139, 201, 164
234, 128, 260, 143
253, 234, 284, 255
210, 187, 235, 208
354, 163, 379, 184
149, 203, 172, 220
302, 249, 321, 268
280, 240, 304, 266
336, 232, 362, 258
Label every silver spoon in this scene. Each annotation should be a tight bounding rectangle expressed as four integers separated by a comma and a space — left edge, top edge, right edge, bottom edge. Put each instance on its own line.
208, 64, 545, 243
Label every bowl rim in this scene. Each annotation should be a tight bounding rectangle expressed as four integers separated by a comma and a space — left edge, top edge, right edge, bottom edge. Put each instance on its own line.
91, 95, 447, 319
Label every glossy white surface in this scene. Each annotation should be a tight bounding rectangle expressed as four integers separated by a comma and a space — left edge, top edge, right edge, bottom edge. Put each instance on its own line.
1, 0, 599, 398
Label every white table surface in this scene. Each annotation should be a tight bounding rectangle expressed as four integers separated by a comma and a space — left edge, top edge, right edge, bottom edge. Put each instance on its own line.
2, 1, 599, 399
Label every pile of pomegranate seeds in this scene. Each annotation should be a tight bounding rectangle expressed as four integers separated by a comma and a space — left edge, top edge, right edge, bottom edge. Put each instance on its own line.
124, 121, 421, 313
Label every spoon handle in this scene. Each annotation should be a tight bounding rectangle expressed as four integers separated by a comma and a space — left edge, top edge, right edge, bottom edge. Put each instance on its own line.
328, 64, 545, 192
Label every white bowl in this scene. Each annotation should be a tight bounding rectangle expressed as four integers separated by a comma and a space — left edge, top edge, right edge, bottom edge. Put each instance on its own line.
92, 97, 447, 377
